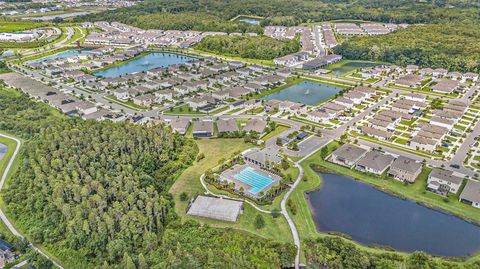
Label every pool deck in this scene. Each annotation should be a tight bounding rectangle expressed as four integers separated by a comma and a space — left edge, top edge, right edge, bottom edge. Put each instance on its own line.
219, 164, 282, 197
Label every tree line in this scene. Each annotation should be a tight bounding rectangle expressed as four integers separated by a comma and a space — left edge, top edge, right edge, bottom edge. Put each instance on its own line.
335, 23, 480, 73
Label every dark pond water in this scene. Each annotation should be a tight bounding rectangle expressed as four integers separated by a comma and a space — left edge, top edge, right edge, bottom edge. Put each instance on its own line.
308, 173, 480, 257
261, 81, 343, 105
94, 52, 195, 78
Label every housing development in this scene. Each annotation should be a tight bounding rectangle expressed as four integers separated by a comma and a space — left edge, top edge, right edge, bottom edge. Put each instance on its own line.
0, 1, 479, 269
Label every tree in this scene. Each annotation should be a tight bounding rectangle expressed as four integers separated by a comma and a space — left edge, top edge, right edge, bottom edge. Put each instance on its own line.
180, 192, 189, 202
271, 208, 281, 218
254, 214, 265, 229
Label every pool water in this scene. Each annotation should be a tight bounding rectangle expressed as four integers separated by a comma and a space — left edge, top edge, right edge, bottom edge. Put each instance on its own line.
234, 167, 273, 194
94, 52, 195, 78
261, 81, 343, 105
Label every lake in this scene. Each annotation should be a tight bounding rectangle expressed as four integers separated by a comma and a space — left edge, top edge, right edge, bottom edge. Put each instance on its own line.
329, 61, 378, 76
94, 52, 195, 78
34, 49, 90, 62
261, 81, 342, 105
308, 173, 480, 257
0, 143, 6, 161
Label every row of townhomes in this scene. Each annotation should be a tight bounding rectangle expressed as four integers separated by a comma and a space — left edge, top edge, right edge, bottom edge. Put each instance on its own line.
330, 143, 480, 208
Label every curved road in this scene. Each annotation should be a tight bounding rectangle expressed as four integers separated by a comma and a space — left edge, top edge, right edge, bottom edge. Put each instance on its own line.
0, 133, 63, 269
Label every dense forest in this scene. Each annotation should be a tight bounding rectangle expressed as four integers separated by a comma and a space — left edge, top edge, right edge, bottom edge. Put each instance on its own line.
304, 237, 480, 269
335, 23, 480, 73
195, 35, 300, 60
0, 87, 295, 268
78, 0, 480, 29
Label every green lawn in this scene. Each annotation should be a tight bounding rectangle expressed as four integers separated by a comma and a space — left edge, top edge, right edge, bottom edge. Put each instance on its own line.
169, 139, 292, 243
0, 21, 45, 32
261, 124, 290, 142
104, 94, 148, 110
163, 104, 206, 115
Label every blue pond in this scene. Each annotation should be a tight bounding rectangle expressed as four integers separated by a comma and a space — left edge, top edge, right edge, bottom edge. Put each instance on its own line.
308, 173, 480, 257
261, 81, 342, 105
34, 49, 90, 62
234, 167, 273, 194
0, 143, 6, 161
238, 18, 260, 25
94, 52, 195, 78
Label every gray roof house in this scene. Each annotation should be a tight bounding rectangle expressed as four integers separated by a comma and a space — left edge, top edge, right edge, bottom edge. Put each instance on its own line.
217, 118, 239, 134
427, 168, 464, 196
460, 180, 480, 208
192, 120, 214, 137
355, 151, 395, 175
243, 118, 267, 134
388, 156, 422, 183
330, 143, 367, 167
170, 117, 191, 135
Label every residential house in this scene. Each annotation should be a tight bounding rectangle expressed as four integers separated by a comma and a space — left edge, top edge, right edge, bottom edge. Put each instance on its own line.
192, 120, 214, 137
169, 117, 190, 135
243, 118, 267, 134
217, 118, 239, 134
388, 156, 422, 183
427, 168, 463, 196
355, 151, 395, 175
460, 180, 480, 208
330, 143, 368, 167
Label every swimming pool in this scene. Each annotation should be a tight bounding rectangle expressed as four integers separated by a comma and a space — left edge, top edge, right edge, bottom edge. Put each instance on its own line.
234, 167, 273, 194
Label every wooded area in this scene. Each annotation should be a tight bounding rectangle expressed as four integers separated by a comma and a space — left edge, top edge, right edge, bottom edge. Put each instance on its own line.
195, 35, 300, 60
78, 0, 480, 27
335, 23, 480, 73
0, 87, 295, 268
304, 237, 480, 269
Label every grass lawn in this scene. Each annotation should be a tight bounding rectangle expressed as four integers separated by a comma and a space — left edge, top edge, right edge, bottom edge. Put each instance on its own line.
243, 107, 264, 115
104, 94, 148, 110
261, 124, 290, 142
225, 107, 243, 115
169, 138, 292, 243
163, 104, 206, 115
210, 105, 229, 115
188, 48, 275, 66
0, 21, 45, 32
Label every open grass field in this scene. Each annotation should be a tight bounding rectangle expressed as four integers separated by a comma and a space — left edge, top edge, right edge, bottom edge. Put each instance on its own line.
261, 124, 290, 142
169, 138, 293, 243
163, 103, 206, 115
0, 21, 45, 32
104, 94, 148, 110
